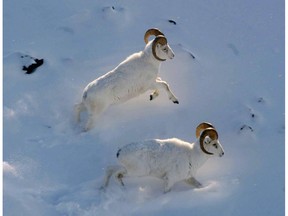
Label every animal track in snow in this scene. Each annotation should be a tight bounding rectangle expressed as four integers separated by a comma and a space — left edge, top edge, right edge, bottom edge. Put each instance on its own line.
239, 96, 267, 133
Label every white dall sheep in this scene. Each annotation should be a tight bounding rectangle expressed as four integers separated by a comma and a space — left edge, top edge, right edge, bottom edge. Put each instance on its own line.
102, 122, 224, 193
75, 28, 178, 131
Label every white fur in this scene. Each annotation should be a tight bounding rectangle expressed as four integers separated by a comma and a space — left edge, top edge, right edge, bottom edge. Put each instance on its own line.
102, 134, 224, 193
75, 40, 178, 131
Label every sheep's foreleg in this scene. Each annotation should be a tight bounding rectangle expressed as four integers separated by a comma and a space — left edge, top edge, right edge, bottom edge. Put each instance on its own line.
154, 78, 179, 104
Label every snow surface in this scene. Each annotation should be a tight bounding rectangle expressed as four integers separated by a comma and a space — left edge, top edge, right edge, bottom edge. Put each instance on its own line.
3, 0, 284, 215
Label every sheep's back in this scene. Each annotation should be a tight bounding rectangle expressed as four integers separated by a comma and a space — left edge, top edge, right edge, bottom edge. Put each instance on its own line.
117, 139, 192, 177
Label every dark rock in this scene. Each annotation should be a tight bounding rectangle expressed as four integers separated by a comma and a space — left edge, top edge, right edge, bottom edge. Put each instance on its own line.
22, 58, 44, 74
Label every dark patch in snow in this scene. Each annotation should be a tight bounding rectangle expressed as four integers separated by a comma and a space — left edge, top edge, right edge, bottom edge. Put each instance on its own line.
168, 19, 177, 25
21, 55, 44, 74
102, 6, 125, 12
57, 26, 74, 34
116, 149, 121, 158
257, 97, 265, 103
240, 124, 254, 132
227, 43, 239, 56
22, 59, 44, 74
178, 44, 196, 59
248, 108, 256, 119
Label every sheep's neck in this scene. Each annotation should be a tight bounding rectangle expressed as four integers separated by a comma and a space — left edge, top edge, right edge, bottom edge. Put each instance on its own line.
143, 49, 162, 67
189, 144, 210, 174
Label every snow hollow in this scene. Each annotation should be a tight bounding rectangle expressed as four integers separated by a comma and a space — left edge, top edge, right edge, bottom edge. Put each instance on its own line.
3, 0, 284, 215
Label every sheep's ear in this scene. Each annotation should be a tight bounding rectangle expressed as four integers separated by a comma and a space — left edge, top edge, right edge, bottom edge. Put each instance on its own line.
204, 136, 212, 144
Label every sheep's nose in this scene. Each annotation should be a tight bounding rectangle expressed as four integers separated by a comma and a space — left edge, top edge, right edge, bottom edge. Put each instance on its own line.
220, 152, 224, 157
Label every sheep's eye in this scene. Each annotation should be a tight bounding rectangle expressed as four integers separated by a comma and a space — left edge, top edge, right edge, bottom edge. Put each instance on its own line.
213, 143, 218, 149
163, 48, 168, 52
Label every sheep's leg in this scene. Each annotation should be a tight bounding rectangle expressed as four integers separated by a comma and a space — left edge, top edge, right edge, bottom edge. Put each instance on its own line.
162, 174, 174, 193
154, 78, 179, 104
100, 165, 121, 189
115, 168, 127, 187
150, 90, 159, 101
116, 173, 125, 187
185, 177, 203, 188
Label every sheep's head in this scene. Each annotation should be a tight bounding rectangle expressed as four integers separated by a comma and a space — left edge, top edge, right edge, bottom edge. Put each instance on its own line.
196, 122, 225, 157
144, 28, 175, 61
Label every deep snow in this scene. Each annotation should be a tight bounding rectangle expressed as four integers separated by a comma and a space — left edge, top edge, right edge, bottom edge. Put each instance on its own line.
3, 0, 284, 215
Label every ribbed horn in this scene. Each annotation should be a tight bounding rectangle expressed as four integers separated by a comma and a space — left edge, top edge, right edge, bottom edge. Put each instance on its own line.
152, 36, 167, 61
199, 128, 218, 155
144, 28, 165, 44
196, 122, 215, 139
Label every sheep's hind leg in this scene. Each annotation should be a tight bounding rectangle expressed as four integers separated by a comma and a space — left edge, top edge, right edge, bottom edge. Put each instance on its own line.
115, 168, 127, 187
162, 174, 174, 193
185, 177, 203, 188
150, 90, 159, 101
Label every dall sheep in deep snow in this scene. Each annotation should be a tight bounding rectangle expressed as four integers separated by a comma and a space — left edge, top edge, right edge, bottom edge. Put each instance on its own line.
102, 122, 225, 193
75, 28, 178, 131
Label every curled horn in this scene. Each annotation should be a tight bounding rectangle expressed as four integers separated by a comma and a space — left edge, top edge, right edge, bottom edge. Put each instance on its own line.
144, 28, 165, 44
196, 122, 215, 138
199, 128, 218, 155
152, 36, 167, 61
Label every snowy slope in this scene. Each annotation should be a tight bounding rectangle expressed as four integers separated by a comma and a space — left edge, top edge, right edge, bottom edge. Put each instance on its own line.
3, 0, 284, 215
